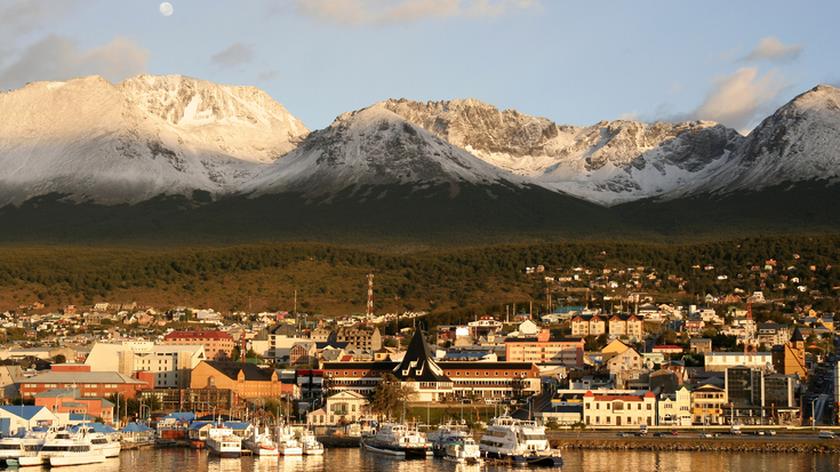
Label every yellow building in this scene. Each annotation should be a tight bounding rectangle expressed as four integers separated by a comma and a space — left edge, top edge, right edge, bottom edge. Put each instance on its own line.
190, 361, 282, 400
691, 384, 727, 425
772, 327, 807, 379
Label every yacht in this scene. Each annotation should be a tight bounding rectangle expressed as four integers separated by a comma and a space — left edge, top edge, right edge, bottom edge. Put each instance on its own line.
427, 423, 470, 458
81, 428, 121, 458
275, 425, 303, 456
478, 416, 562, 467
19, 429, 105, 467
0, 428, 50, 465
299, 429, 324, 456
206, 425, 242, 458
243, 426, 279, 456
360, 423, 429, 459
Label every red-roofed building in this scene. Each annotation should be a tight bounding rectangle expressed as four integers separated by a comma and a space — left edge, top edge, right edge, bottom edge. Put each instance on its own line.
582, 390, 656, 427
163, 330, 234, 360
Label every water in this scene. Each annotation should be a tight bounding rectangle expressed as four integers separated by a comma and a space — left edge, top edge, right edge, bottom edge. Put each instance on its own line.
41, 448, 840, 472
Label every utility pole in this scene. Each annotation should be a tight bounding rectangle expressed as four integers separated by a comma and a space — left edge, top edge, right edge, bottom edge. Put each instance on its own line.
366, 273, 375, 318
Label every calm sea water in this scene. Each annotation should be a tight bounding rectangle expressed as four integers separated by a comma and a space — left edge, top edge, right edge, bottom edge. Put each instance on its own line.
40, 447, 840, 472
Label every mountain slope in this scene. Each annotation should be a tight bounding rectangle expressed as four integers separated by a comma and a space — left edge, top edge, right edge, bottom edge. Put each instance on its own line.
0, 75, 307, 205
245, 102, 526, 197
380, 98, 744, 205
703, 84, 840, 193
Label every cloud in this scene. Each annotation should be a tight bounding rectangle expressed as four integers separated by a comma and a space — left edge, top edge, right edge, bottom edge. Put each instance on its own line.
689, 67, 786, 132
0, 0, 79, 41
295, 0, 538, 25
742, 36, 802, 63
211, 42, 254, 68
0, 35, 148, 89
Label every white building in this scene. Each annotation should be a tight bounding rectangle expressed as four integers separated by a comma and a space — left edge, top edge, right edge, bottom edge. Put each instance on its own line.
657, 386, 692, 426
85, 341, 205, 388
0, 406, 62, 435
582, 390, 657, 427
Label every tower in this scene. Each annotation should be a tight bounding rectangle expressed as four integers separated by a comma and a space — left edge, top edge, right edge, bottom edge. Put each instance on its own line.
366, 273, 375, 318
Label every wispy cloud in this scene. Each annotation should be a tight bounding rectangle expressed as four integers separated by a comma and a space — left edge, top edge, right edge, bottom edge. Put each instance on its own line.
741, 36, 802, 63
0, 0, 79, 41
295, 0, 538, 25
689, 67, 786, 132
0, 35, 148, 89
211, 42, 254, 68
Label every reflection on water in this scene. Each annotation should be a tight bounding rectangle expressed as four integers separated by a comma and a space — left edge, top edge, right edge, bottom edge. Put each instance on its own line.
41, 447, 840, 472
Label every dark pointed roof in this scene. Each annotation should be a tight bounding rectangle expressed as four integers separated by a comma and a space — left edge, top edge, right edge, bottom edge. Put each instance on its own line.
393, 330, 450, 383
791, 326, 805, 343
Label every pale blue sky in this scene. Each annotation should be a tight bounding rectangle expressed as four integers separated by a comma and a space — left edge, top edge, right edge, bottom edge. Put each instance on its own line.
1, 0, 837, 131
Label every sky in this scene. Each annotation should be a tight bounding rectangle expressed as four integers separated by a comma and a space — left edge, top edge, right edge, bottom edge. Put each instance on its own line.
1, 0, 838, 133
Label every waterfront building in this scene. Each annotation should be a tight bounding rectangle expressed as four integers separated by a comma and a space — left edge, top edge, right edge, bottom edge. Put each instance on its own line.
307, 391, 369, 425
189, 361, 290, 400
582, 390, 657, 427
18, 364, 148, 399
322, 330, 541, 402
690, 384, 727, 425
657, 386, 692, 426
0, 405, 60, 435
34, 388, 115, 424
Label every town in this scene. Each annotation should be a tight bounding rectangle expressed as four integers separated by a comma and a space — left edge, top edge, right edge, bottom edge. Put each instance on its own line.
0, 245, 836, 445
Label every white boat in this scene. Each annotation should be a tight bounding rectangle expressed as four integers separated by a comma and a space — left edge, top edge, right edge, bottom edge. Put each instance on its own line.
86, 430, 122, 458
244, 426, 278, 456
0, 428, 50, 464
206, 425, 242, 458
299, 429, 324, 456
275, 425, 303, 456
478, 416, 562, 467
360, 423, 429, 459
22, 429, 105, 468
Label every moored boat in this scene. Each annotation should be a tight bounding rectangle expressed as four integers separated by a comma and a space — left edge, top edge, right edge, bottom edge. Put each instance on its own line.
479, 416, 562, 467
206, 425, 242, 458
244, 425, 279, 456
275, 425, 303, 456
299, 429, 324, 455
360, 423, 429, 459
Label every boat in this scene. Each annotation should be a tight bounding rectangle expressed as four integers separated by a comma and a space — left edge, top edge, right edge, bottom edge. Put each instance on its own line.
20, 429, 105, 468
0, 428, 50, 465
244, 425, 279, 456
360, 423, 429, 459
73, 425, 121, 458
427, 423, 470, 458
299, 429, 324, 455
478, 416, 562, 467
275, 425, 303, 456
206, 425, 242, 458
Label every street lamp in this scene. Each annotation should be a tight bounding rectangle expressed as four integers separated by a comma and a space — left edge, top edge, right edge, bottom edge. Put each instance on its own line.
811, 398, 817, 431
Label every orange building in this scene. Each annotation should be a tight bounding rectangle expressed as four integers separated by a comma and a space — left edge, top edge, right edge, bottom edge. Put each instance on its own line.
163, 330, 234, 360
34, 388, 115, 425
18, 364, 149, 400
189, 361, 285, 400
772, 327, 807, 379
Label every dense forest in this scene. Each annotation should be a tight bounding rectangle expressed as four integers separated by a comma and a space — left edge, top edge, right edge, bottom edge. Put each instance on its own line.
0, 235, 837, 317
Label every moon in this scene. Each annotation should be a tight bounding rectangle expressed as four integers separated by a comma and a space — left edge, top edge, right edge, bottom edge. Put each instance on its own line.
159, 2, 174, 17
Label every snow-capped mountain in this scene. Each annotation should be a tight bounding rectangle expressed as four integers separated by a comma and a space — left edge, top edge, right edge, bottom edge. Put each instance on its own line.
0, 75, 307, 205
381, 98, 744, 205
245, 102, 525, 197
704, 84, 840, 193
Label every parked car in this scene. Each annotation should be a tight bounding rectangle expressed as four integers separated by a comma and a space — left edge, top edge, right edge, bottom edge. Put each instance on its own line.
818, 431, 836, 439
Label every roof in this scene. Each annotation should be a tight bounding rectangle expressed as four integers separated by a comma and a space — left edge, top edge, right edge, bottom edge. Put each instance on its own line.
0, 405, 47, 420
505, 337, 583, 344
392, 330, 450, 383
121, 422, 153, 433
222, 421, 251, 430
20, 371, 146, 385
34, 388, 79, 398
790, 326, 805, 342
71, 423, 117, 433
203, 361, 276, 381
163, 412, 195, 422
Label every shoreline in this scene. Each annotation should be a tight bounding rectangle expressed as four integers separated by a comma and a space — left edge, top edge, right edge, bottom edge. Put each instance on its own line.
549, 435, 840, 454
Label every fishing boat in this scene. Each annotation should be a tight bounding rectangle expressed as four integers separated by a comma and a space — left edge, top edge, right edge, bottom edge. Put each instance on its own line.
244, 425, 279, 456
360, 423, 429, 459
478, 416, 562, 467
299, 429, 324, 455
275, 425, 303, 456
206, 425, 242, 458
